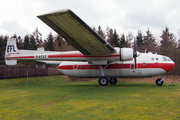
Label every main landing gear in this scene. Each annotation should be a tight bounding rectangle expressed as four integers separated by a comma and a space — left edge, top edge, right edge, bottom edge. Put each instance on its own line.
156, 75, 165, 86
98, 77, 117, 86
98, 65, 117, 86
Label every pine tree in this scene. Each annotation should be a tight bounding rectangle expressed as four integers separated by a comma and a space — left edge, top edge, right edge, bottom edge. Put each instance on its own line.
97, 26, 105, 39
120, 33, 125, 48
160, 27, 177, 58
23, 35, 30, 49
0, 36, 3, 60
44, 32, 54, 51
110, 29, 120, 47
29, 35, 37, 50
136, 30, 144, 52
143, 29, 157, 53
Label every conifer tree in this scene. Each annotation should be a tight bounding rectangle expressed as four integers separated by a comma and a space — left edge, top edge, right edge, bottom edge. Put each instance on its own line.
143, 29, 157, 53
136, 30, 144, 52
44, 32, 54, 51
120, 33, 125, 48
110, 29, 120, 47
160, 27, 177, 59
23, 35, 30, 49
97, 26, 105, 39
29, 35, 37, 50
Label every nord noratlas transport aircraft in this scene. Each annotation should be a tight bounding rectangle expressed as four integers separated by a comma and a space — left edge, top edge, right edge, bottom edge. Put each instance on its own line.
4, 9, 175, 86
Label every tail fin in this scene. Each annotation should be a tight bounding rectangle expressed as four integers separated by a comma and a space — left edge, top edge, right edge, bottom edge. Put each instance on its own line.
5, 38, 20, 56
5, 38, 20, 65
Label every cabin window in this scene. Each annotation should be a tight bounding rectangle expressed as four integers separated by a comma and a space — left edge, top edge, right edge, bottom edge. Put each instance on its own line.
131, 65, 134, 68
143, 62, 146, 65
74, 66, 77, 69
156, 58, 159, 61
116, 65, 119, 68
151, 58, 154, 61
124, 65, 126, 68
80, 66, 82, 69
93, 65, 96, 68
86, 66, 89, 68
108, 65, 111, 68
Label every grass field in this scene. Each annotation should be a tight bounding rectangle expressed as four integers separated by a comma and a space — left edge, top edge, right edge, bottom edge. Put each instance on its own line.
0, 75, 180, 120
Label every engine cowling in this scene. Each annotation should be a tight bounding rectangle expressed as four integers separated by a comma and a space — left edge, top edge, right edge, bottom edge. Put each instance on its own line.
120, 48, 134, 61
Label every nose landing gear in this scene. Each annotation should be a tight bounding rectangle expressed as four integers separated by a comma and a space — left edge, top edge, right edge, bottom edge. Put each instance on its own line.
156, 75, 164, 86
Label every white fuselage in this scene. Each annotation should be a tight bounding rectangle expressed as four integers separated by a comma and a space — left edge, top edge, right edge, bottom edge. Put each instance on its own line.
58, 53, 175, 78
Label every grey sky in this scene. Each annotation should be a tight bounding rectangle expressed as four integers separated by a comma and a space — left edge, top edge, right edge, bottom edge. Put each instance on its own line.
0, 0, 180, 40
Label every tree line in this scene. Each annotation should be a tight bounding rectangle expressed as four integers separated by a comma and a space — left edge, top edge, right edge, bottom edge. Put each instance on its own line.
0, 26, 179, 74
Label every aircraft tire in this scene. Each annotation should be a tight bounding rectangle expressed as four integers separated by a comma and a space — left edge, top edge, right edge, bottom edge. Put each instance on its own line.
99, 76, 109, 86
156, 79, 164, 86
110, 78, 117, 85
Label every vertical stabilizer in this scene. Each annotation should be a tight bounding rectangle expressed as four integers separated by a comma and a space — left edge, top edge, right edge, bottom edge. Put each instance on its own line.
5, 38, 20, 65
5, 38, 20, 56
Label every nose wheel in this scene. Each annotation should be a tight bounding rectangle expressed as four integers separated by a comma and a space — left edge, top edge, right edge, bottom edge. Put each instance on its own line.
156, 75, 164, 86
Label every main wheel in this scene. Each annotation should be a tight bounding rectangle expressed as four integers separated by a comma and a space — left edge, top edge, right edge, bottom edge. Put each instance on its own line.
156, 79, 164, 86
110, 78, 117, 85
99, 76, 109, 86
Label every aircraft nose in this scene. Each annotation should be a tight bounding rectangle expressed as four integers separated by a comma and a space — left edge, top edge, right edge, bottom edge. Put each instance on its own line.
166, 62, 175, 72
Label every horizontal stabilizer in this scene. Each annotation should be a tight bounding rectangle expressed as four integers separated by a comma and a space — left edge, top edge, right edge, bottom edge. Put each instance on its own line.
5, 59, 17, 65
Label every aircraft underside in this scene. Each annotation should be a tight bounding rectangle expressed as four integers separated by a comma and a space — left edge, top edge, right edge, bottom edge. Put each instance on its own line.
58, 61, 174, 86
59, 68, 166, 78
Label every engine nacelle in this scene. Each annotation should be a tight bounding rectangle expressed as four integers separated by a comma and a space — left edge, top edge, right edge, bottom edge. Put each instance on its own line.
120, 48, 134, 61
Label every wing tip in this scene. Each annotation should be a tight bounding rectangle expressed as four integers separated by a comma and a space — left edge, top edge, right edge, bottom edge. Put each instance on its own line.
37, 9, 72, 17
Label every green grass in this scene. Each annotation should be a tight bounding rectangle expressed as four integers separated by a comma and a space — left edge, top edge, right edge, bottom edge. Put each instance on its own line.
0, 76, 180, 120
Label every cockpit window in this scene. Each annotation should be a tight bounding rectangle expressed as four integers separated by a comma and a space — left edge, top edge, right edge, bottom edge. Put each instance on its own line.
163, 57, 172, 61
163, 57, 166, 61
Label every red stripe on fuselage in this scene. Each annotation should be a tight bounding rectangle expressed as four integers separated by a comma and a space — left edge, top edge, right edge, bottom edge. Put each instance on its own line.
5, 56, 34, 59
58, 63, 175, 72
48, 53, 119, 58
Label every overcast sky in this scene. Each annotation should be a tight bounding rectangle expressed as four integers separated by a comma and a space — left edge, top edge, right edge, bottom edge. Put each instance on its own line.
0, 0, 180, 40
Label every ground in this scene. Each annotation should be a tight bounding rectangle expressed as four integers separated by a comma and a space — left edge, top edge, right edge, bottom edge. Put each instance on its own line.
0, 75, 179, 120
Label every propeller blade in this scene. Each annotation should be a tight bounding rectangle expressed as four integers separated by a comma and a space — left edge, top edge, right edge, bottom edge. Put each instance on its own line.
134, 57, 137, 68
133, 38, 137, 68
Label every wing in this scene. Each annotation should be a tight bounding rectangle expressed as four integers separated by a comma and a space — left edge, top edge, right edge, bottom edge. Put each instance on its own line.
37, 9, 115, 56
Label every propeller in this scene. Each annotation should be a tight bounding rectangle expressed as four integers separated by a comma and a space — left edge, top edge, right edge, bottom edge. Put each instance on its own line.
133, 38, 137, 68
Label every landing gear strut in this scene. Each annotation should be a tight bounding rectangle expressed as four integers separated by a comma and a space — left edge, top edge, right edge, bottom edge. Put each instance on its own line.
156, 75, 164, 86
98, 65, 118, 86
98, 65, 109, 86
